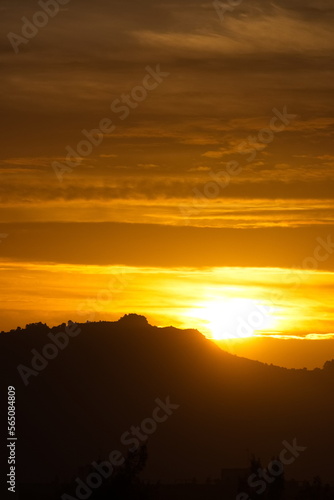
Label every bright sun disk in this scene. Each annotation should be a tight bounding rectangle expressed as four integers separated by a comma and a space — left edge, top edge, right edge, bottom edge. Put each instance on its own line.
186, 298, 276, 340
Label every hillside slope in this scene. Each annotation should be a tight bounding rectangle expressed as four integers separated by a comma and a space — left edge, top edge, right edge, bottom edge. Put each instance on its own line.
1, 314, 333, 486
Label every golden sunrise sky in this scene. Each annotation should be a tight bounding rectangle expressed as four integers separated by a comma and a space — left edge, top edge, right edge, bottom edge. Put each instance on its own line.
1, 0, 334, 368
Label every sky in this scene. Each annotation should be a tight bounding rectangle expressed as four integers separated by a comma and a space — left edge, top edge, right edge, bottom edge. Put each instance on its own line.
1, 0, 334, 368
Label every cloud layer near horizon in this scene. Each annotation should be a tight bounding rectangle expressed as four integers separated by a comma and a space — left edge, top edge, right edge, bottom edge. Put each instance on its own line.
1, 0, 333, 222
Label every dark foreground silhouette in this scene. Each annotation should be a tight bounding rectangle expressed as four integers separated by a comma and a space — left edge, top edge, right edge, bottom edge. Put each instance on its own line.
1, 315, 334, 499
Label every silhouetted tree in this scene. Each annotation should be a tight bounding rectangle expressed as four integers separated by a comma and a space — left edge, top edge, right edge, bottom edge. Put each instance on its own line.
88, 444, 149, 500
296, 476, 334, 500
25, 322, 48, 334
323, 360, 334, 373
267, 456, 284, 500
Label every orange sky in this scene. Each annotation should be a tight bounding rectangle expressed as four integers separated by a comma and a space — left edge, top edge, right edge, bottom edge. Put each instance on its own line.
1, 0, 334, 368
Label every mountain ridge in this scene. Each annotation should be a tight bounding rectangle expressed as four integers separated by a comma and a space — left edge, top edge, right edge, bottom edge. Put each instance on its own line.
1, 314, 333, 486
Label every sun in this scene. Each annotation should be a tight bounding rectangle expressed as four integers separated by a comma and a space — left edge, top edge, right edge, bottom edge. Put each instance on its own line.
186, 298, 276, 340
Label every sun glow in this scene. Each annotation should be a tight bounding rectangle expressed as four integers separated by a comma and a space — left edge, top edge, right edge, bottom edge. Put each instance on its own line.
186, 298, 277, 340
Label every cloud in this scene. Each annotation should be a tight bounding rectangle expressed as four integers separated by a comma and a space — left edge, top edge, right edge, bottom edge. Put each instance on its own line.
0, 0, 333, 245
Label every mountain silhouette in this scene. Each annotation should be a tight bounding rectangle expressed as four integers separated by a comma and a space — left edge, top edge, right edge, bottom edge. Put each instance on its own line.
1, 316, 334, 497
